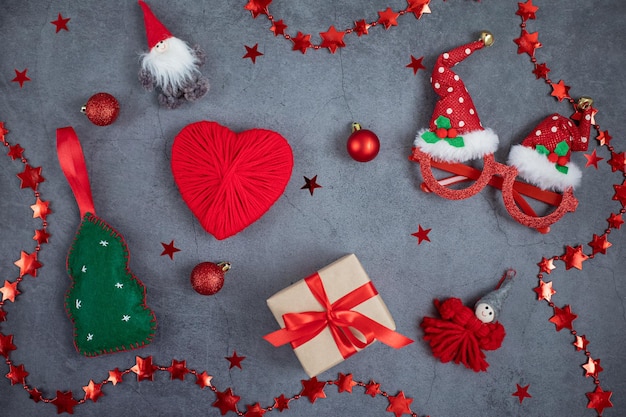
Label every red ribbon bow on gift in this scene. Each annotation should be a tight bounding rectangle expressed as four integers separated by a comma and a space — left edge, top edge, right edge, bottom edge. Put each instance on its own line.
263, 273, 413, 359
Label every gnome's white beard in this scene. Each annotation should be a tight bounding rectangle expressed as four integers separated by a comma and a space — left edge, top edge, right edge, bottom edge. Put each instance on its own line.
141, 37, 200, 92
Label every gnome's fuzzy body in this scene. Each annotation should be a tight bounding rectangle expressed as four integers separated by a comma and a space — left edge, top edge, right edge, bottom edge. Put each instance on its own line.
138, 1, 209, 109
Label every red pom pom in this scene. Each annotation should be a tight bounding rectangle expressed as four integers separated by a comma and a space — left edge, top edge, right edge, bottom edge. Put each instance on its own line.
557, 156, 569, 166
447, 128, 458, 138
547, 153, 559, 163
190, 262, 230, 295
81, 92, 120, 126
435, 128, 448, 139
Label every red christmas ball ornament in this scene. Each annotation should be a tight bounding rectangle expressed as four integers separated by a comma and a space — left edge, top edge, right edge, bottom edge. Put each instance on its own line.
346, 122, 380, 162
81, 92, 120, 126
190, 261, 231, 295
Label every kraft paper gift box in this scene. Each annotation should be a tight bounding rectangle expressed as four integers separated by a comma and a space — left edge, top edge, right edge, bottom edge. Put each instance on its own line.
263, 254, 412, 377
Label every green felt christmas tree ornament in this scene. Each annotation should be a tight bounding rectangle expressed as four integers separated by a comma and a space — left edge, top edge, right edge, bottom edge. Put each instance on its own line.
57, 127, 157, 356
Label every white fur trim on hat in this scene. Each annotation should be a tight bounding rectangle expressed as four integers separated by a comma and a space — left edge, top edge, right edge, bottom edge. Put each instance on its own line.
507, 144, 582, 192
413, 128, 499, 163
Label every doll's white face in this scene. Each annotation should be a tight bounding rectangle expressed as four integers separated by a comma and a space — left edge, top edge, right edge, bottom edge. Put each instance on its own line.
475, 303, 495, 323
154, 40, 168, 53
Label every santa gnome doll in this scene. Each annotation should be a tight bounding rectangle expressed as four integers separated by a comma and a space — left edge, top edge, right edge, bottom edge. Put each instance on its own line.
414, 32, 499, 163
507, 97, 595, 192
137, 0, 209, 109
420, 269, 515, 372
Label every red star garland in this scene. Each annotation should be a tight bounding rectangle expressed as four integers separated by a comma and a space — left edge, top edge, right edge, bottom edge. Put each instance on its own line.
532, 62, 550, 79
533, 280, 556, 302
301, 175, 322, 195
11, 69, 31, 88
550, 80, 571, 102
160, 240, 181, 260
561, 245, 589, 270
607, 212, 624, 229
225, 350, 246, 369
17, 164, 45, 190
300, 377, 327, 403
596, 130, 613, 147
512, 383, 532, 404
83, 380, 104, 402
574, 334, 590, 351
537, 257, 555, 274
406, 55, 426, 75
586, 386, 613, 415
0, 280, 20, 303
195, 371, 213, 389
50, 13, 70, 32
7, 143, 24, 160
516, 0, 539, 21
336, 373, 357, 393
386, 391, 413, 417
107, 368, 124, 385
213, 388, 241, 415
14, 250, 42, 278
0, 333, 17, 358
364, 380, 381, 397
607, 151, 626, 172
51, 390, 80, 414
167, 359, 190, 380
612, 182, 626, 207
30, 197, 51, 220
6, 363, 28, 385
514, 29, 542, 56
131, 356, 158, 381
273, 394, 291, 411
243, 43, 264, 63
411, 224, 431, 244
549, 305, 577, 332
244, 0, 433, 54
582, 357, 603, 378
588, 234, 611, 255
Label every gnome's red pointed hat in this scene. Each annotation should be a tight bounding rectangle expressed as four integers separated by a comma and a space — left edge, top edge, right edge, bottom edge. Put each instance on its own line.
414, 32, 499, 163
138, 0, 173, 49
507, 97, 594, 192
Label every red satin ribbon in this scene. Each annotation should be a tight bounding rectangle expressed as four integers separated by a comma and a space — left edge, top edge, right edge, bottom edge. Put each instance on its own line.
263, 273, 413, 359
56, 127, 96, 218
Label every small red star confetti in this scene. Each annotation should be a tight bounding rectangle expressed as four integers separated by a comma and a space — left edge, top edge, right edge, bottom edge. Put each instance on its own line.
586, 386, 613, 415
573, 334, 590, 351
0, 280, 20, 303
12, 69, 31, 88
588, 233, 611, 255
0, 333, 17, 358
300, 377, 327, 403
30, 197, 51, 220
51, 13, 70, 32
195, 371, 213, 389
532, 62, 550, 79
244, 402, 267, 417
516, 0, 539, 20
386, 391, 413, 417
213, 388, 241, 415
226, 350, 246, 369
33, 229, 51, 245
584, 149, 604, 169
107, 368, 124, 385
562, 245, 588, 270
83, 380, 104, 402
612, 182, 626, 206
607, 151, 626, 172
337, 373, 357, 393
550, 80, 571, 102
131, 356, 157, 381
320, 26, 346, 53
582, 357, 603, 378
167, 359, 189, 380
243, 44, 264, 63
514, 30, 541, 56
406, 0, 431, 19
549, 304, 577, 331
533, 280, 556, 302
412, 224, 431, 244
7, 143, 24, 160
160, 240, 180, 260
538, 257, 556, 274
51, 390, 79, 414
596, 130, 613, 147
17, 164, 45, 190
353, 19, 370, 36
273, 394, 290, 411
270, 19, 287, 36
291, 32, 313, 54
607, 212, 624, 229
301, 175, 322, 195
406, 55, 426, 74
244, 0, 271, 18
365, 380, 381, 397
377, 7, 400, 29
14, 250, 42, 278
512, 383, 532, 403
28, 387, 43, 402
6, 363, 29, 385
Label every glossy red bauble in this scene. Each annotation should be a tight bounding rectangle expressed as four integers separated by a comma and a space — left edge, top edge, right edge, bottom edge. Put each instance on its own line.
346, 123, 380, 162
81, 92, 120, 126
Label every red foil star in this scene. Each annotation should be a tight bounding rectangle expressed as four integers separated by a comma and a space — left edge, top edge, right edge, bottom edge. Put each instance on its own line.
607, 212, 624, 229
353, 19, 370, 36
412, 224, 431, 244
584, 149, 604, 169
273, 394, 290, 411
226, 350, 246, 369
533, 280, 556, 302
244, 0, 271, 18
167, 359, 189, 380
582, 357, 603, 378
0, 280, 20, 303
160, 240, 181, 260
596, 130, 613, 147
337, 373, 357, 393
301, 175, 322, 195
50, 13, 70, 32
607, 152, 626, 172
386, 391, 413, 417
550, 80, 571, 101
406, 55, 426, 75
244, 402, 267, 417
320, 26, 346, 53
549, 305, 577, 331
243, 44, 264, 63
574, 334, 590, 351
131, 356, 157, 381
0, 333, 17, 358
108, 368, 124, 385
588, 234, 611, 255
562, 245, 588, 270
6, 363, 29, 385
532, 62, 550, 79
14, 250, 42, 278
538, 257, 556, 274
213, 388, 241, 415
406, 0, 431, 19
17, 164, 45, 190
30, 197, 51, 220
195, 371, 213, 389
291, 32, 312, 54
300, 377, 327, 403
613, 182, 626, 206
83, 380, 104, 402
7, 143, 24, 160
512, 383, 532, 403
28, 387, 43, 402
514, 30, 541, 56
51, 390, 79, 414
377, 7, 400, 29
11, 69, 31, 88
516, 0, 539, 20
365, 380, 381, 397
586, 386, 613, 415
33, 229, 51, 245
270, 20, 287, 36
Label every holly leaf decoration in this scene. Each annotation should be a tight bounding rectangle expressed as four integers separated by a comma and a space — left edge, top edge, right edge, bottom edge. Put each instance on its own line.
556, 165, 569, 174
65, 214, 156, 356
421, 116, 464, 147
554, 140, 570, 156
445, 137, 465, 148
421, 131, 440, 143
535, 145, 550, 156
434, 116, 452, 129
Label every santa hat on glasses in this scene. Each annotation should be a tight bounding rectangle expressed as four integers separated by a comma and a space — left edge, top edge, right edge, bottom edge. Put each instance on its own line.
414, 32, 499, 163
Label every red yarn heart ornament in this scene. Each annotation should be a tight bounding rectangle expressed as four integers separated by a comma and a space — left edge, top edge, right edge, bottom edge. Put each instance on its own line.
171, 121, 293, 240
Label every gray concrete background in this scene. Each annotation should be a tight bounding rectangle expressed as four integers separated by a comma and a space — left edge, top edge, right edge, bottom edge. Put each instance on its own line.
1, 1, 625, 416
